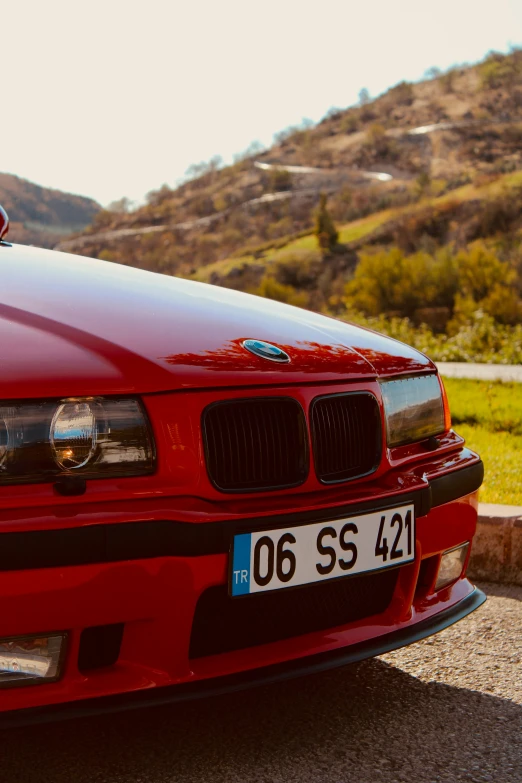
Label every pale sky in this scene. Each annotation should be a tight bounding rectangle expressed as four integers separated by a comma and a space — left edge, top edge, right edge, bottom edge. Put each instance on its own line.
2, 0, 522, 206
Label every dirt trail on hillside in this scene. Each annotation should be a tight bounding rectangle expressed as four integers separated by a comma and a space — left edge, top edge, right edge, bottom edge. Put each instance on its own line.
54, 119, 495, 253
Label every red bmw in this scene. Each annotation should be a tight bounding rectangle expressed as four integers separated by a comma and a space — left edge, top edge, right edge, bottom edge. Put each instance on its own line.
0, 206, 484, 724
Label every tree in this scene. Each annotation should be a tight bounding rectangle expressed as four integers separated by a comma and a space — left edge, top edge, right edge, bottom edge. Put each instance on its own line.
315, 193, 338, 252
233, 140, 265, 163
359, 87, 370, 106
107, 197, 134, 214
323, 106, 342, 121
184, 155, 223, 182
424, 66, 441, 80
415, 171, 431, 197
274, 118, 316, 145
145, 184, 172, 206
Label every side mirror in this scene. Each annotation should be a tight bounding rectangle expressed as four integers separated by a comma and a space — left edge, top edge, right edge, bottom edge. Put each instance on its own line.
0, 204, 9, 240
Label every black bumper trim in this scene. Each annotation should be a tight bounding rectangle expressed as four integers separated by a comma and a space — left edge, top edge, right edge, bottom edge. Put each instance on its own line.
0, 587, 486, 728
0, 460, 483, 571
429, 459, 483, 508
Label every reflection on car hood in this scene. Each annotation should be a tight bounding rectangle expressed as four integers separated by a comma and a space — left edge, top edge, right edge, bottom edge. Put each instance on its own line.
0, 244, 435, 398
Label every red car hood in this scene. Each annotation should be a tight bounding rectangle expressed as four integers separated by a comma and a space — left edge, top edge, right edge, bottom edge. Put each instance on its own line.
0, 244, 435, 399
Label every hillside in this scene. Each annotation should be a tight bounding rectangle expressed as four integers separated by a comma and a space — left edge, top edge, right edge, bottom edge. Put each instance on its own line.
52, 50, 522, 364
0, 173, 100, 248
58, 50, 522, 274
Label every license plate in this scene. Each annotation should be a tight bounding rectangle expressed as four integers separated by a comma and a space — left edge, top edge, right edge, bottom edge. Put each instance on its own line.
230, 504, 415, 596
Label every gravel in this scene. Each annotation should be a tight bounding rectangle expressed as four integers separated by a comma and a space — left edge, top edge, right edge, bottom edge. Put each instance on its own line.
1, 582, 521, 783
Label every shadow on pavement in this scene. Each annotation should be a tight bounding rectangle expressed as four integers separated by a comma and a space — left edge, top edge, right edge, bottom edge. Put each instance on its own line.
1, 653, 520, 783
477, 580, 522, 601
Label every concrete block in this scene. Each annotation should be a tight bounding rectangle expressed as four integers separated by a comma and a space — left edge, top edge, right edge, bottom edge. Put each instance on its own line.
509, 519, 522, 583
468, 504, 522, 586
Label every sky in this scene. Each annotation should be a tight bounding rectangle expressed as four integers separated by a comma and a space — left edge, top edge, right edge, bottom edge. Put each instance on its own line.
2, 0, 522, 207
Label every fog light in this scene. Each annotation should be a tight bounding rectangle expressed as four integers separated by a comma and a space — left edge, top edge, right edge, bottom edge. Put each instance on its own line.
435, 543, 469, 591
0, 633, 65, 688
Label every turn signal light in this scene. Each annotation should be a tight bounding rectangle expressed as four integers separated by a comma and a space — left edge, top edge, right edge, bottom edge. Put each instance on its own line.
439, 376, 452, 432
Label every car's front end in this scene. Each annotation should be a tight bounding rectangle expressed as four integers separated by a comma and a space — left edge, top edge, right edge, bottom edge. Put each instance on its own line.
0, 239, 484, 725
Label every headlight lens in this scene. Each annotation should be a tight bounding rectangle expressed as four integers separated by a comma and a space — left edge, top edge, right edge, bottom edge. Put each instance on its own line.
51, 401, 98, 469
380, 374, 446, 447
0, 397, 154, 485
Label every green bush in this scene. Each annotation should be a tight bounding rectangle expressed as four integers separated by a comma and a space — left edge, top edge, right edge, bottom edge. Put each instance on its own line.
253, 276, 309, 307
266, 217, 294, 239
344, 247, 459, 320
343, 244, 521, 326
342, 310, 522, 364
365, 124, 389, 155
267, 168, 293, 191
341, 113, 359, 134
452, 244, 521, 326
270, 248, 323, 289
479, 50, 522, 89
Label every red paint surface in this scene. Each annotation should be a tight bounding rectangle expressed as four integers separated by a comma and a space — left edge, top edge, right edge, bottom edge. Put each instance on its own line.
0, 242, 481, 714
0, 204, 8, 240
0, 243, 433, 398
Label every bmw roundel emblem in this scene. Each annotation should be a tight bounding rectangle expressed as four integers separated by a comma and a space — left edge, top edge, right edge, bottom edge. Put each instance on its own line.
242, 339, 290, 363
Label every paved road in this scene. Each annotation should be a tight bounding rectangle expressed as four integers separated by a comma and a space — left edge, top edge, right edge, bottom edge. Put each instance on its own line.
437, 362, 522, 382
1, 582, 520, 782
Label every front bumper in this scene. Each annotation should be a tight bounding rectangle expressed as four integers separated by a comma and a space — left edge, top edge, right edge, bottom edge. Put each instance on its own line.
2, 587, 485, 728
0, 460, 484, 723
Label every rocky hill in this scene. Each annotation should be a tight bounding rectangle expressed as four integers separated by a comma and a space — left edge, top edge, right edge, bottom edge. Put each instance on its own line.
57, 49, 522, 281
0, 173, 100, 248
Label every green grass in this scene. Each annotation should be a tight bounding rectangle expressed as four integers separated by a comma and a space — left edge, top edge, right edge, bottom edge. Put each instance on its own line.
455, 425, 522, 505
442, 378, 522, 505
338, 211, 393, 243
443, 378, 522, 435
190, 254, 259, 283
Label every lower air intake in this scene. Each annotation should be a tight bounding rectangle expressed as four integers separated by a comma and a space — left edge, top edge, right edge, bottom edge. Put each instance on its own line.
189, 568, 398, 658
78, 623, 124, 672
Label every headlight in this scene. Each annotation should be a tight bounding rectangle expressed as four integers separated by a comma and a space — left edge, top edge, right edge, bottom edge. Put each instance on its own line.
51, 401, 98, 469
380, 374, 448, 448
0, 397, 154, 485
0, 414, 9, 467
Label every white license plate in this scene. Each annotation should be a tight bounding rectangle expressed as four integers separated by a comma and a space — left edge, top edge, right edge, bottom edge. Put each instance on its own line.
230, 504, 415, 596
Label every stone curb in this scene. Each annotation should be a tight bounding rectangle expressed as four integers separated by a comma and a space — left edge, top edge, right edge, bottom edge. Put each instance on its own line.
468, 503, 522, 586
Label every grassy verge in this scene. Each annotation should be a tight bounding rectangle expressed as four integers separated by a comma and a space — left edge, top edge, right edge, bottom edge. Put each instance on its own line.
442, 378, 522, 505
456, 425, 522, 505
443, 378, 522, 434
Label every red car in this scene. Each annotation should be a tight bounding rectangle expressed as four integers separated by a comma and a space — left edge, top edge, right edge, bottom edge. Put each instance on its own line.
0, 206, 484, 725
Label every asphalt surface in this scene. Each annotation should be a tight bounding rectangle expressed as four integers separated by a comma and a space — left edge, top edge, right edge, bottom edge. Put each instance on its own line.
437, 363, 522, 383
1, 582, 521, 783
